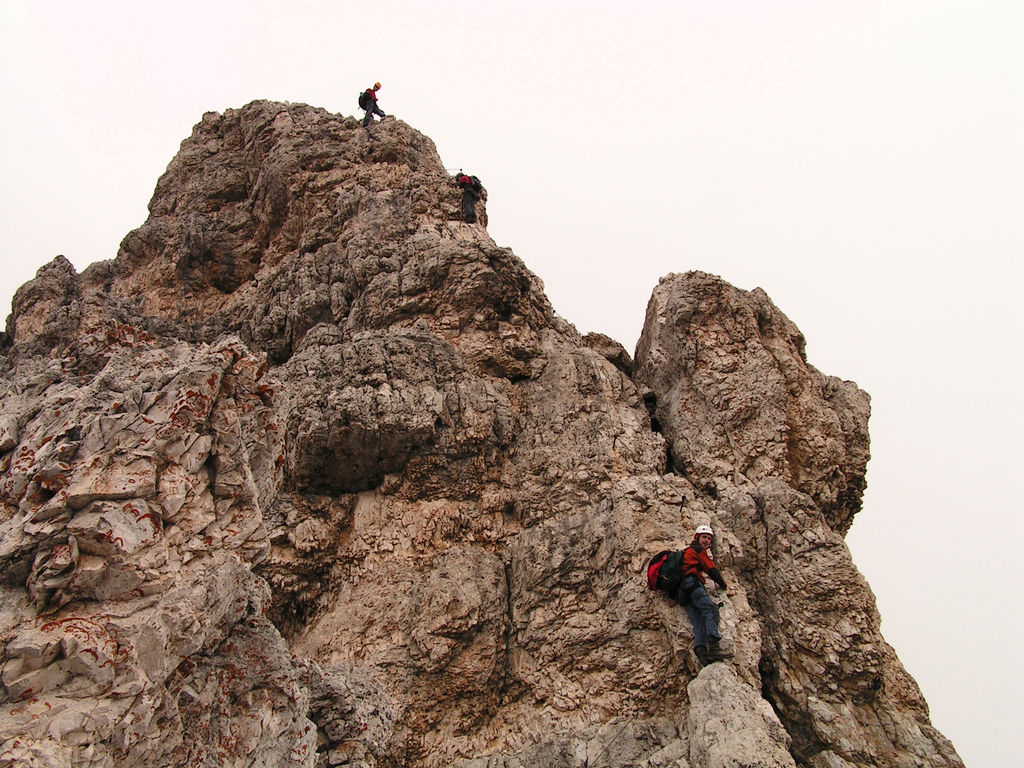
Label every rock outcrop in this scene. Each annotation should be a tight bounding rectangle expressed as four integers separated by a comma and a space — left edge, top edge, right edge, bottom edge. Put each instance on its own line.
0, 101, 962, 768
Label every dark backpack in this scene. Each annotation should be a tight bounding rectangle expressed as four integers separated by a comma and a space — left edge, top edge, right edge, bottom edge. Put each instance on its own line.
469, 175, 483, 192
647, 550, 684, 595
358, 90, 371, 110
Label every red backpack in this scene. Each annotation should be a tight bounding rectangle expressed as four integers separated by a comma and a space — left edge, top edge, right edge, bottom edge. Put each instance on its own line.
647, 550, 684, 592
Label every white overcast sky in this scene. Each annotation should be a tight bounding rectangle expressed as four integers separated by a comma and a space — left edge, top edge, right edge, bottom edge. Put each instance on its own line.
1, 2, 1021, 765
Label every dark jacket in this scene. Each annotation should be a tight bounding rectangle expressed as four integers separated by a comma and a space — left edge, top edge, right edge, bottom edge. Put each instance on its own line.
457, 174, 481, 192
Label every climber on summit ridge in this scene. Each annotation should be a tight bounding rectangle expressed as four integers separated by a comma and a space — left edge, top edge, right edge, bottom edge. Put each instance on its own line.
359, 82, 386, 127
647, 525, 734, 666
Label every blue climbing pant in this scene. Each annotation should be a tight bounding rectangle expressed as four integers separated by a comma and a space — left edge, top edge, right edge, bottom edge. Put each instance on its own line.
461, 187, 479, 222
683, 582, 721, 649
362, 103, 385, 126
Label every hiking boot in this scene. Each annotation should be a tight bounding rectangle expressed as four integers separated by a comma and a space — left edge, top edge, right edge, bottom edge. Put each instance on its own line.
694, 645, 709, 666
706, 640, 734, 660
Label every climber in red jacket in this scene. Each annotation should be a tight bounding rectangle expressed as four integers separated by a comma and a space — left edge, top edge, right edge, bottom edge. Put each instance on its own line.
647, 525, 734, 666
360, 82, 386, 127
681, 525, 733, 665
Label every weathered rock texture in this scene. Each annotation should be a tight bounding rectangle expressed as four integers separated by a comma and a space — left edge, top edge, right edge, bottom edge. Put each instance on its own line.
0, 101, 962, 768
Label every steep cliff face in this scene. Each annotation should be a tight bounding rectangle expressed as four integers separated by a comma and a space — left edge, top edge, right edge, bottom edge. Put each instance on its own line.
0, 101, 962, 768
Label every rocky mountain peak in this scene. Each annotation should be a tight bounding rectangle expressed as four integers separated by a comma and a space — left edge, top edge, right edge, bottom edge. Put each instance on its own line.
0, 101, 962, 768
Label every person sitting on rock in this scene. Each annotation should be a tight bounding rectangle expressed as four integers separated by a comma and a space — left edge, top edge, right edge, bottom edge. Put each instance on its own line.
646, 525, 734, 666
455, 172, 483, 223
360, 82, 386, 127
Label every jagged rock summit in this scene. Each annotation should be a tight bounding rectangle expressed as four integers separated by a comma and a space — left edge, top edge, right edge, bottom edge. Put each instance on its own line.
0, 101, 962, 768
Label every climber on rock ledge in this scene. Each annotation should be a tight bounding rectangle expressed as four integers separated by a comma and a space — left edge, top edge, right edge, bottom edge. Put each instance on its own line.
647, 525, 734, 666
455, 172, 483, 223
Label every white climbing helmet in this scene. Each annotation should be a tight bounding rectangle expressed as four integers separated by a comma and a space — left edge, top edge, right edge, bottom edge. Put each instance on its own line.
695, 525, 714, 538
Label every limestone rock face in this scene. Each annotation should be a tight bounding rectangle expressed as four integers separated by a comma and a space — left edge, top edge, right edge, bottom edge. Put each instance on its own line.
0, 101, 961, 768
634, 272, 870, 534
686, 664, 795, 768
